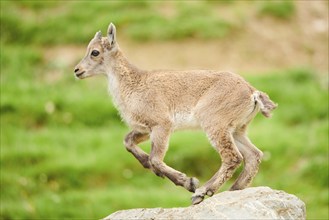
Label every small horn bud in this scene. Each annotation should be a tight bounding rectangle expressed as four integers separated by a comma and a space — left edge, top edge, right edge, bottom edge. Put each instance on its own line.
94, 31, 102, 40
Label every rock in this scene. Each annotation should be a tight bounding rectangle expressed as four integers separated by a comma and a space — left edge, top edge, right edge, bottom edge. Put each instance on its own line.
103, 187, 306, 220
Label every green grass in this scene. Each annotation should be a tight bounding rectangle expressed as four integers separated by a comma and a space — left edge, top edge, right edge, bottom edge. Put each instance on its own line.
0, 0, 296, 44
258, 0, 295, 19
1, 1, 234, 44
1, 1, 328, 220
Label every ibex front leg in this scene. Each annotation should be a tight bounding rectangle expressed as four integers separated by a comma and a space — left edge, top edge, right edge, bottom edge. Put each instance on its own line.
149, 126, 199, 192
124, 131, 151, 169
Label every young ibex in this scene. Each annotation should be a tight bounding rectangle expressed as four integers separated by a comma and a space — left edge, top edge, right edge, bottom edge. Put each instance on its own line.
74, 23, 277, 205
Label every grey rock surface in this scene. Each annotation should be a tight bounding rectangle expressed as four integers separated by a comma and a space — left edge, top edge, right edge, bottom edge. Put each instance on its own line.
104, 186, 306, 220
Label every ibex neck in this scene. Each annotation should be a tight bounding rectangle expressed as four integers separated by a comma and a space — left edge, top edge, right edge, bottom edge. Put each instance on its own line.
105, 49, 143, 112
106, 49, 142, 78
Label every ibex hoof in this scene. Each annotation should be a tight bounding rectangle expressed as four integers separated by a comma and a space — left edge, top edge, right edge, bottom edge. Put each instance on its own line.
229, 186, 238, 191
229, 184, 243, 191
206, 190, 214, 196
187, 177, 199, 193
191, 194, 204, 205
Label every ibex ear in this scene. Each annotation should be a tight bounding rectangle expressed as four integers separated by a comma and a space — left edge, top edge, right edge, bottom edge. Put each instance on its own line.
107, 23, 116, 47
94, 31, 102, 40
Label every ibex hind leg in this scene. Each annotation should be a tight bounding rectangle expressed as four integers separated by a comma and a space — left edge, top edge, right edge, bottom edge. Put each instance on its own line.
192, 127, 243, 205
230, 128, 263, 191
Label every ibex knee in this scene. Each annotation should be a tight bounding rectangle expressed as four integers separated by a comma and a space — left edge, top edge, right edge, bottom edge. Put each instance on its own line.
124, 133, 135, 152
232, 154, 243, 166
223, 152, 243, 169
245, 149, 263, 171
254, 149, 263, 164
149, 157, 165, 177
149, 157, 163, 169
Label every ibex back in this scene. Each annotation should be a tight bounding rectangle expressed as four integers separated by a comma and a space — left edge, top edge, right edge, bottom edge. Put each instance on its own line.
74, 23, 277, 205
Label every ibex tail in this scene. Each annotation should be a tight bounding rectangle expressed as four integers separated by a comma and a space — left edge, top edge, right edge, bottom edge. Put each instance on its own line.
253, 91, 278, 118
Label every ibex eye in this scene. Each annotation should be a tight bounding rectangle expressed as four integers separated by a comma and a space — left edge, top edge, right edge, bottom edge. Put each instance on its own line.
91, 50, 100, 57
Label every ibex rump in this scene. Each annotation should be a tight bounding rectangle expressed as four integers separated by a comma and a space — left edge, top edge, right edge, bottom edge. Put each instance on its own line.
74, 23, 277, 205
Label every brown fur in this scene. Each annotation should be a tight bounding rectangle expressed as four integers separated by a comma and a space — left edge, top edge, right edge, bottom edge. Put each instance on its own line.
74, 23, 277, 205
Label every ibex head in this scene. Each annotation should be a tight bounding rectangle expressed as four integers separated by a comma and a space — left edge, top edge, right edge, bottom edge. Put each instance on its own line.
74, 23, 118, 79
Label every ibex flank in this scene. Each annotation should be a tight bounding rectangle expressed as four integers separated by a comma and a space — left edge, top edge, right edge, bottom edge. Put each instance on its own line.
74, 23, 277, 205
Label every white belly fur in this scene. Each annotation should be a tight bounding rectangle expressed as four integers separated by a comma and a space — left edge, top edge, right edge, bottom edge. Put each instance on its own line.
173, 112, 200, 130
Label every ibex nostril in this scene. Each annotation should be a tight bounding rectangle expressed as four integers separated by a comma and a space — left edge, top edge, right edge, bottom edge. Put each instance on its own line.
74, 68, 80, 73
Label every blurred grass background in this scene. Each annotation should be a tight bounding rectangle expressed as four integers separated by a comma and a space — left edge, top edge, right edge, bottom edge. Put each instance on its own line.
0, 0, 328, 219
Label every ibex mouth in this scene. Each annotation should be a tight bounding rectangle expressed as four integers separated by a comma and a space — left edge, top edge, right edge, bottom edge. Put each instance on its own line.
76, 71, 85, 78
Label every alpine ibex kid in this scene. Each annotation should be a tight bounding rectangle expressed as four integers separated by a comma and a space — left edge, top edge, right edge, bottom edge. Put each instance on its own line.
74, 23, 277, 205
